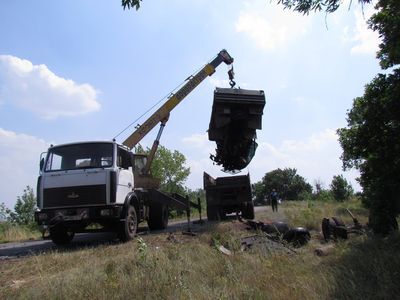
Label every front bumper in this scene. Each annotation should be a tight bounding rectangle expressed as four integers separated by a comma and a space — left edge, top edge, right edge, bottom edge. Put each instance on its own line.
35, 205, 123, 225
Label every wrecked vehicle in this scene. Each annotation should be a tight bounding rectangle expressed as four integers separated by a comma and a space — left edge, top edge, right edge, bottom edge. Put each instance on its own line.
208, 88, 266, 173
204, 172, 254, 221
245, 219, 311, 247
321, 209, 364, 241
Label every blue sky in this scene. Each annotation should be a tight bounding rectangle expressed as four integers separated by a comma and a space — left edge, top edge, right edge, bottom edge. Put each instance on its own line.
0, 0, 381, 208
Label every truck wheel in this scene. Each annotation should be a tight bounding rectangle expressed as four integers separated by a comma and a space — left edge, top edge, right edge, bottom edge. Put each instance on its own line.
242, 201, 255, 219
147, 203, 168, 230
207, 205, 220, 221
283, 227, 311, 247
49, 225, 75, 245
118, 205, 138, 242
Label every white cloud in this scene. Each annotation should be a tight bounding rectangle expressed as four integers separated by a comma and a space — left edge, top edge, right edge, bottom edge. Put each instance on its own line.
182, 133, 211, 151
341, 5, 380, 55
0, 55, 101, 119
0, 128, 49, 209
208, 77, 230, 88
249, 129, 360, 190
235, 5, 312, 51
181, 129, 360, 192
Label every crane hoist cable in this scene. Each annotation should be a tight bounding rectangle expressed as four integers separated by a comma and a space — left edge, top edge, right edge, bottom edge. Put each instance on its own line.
112, 60, 214, 141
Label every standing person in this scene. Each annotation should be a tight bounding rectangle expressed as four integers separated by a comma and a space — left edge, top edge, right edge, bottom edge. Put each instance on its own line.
270, 189, 279, 212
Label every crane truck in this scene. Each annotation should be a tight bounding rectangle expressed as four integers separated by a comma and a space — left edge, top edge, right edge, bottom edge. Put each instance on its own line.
35, 50, 234, 244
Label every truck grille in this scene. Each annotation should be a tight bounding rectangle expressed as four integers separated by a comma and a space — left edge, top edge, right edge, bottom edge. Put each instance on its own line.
43, 185, 106, 208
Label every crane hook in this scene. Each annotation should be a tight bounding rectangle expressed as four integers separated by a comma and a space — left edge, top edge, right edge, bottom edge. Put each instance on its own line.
228, 66, 236, 88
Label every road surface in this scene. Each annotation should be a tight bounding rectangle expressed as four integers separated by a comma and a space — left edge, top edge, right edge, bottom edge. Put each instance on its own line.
0, 206, 268, 259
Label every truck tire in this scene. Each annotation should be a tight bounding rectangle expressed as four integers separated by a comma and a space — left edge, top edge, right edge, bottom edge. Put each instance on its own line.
207, 205, 220, 221
283, 227, 311, 247
118, 205, 138, 242
241, 201, 255, 219
147, 203, 168, 230
49, 225, 75, 245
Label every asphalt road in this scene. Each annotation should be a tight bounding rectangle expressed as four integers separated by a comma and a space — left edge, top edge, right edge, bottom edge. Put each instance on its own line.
0, 206, 268, 259
0, 219, 197, 259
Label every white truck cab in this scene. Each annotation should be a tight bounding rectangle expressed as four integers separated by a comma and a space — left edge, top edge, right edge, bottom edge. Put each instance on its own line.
35, 141, 157, 244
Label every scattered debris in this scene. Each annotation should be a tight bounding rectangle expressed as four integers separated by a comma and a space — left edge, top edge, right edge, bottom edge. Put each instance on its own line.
321, 209, 364, 241
11, 279, 26, 290
167, 233, 179, 243
314, 244, 336, 257
240, 235, 295, 255
217, 245, 232, 256
182, 231, 197, 237
245, 219, 311, 247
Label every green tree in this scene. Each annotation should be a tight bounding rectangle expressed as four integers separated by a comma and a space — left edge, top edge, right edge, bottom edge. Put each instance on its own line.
252, 181, 266, 205
278, 0, 400, 233
330, 175, 353, 202
148, 145, 191, 195
121, 0, 372, 13
8, 186, 37, 227
0, 203, 10, 221
259, 168, 312, 201
311, 179, 332, 201
122, 0, 142, 10
338, 70, 400, 233
275, 0, 372, 14
338, 0, 400, 234
369, 0, 400, 69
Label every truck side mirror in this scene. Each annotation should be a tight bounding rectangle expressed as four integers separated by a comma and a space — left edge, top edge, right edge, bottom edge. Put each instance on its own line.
40, 158, 45, 171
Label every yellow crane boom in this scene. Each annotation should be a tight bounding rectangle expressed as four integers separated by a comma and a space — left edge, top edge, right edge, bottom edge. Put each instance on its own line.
122, 49, 234, 150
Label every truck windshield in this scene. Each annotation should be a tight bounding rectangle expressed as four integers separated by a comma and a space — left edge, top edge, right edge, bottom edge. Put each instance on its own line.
45, 143, 113, 172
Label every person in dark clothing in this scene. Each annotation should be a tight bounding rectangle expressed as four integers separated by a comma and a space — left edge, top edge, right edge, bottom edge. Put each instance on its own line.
270, 189, 279, 212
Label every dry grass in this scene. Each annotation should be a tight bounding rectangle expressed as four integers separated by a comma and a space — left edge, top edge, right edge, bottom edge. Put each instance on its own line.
0, 223, 41, 243
257, 198, 369, 231
0, 200, 398, 299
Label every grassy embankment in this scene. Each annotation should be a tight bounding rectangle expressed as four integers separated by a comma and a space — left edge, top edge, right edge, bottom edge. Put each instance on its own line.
0, 223, 41, 244
1, 199, 399, 299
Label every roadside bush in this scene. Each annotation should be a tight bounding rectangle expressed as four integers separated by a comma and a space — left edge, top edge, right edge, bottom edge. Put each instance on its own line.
330, 175, 354, 202
8, 186, 37, 228
0, 222, 40, 243
313, 190, 333, 202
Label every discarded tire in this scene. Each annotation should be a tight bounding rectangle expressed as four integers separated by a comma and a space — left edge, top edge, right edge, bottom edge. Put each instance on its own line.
283, 227, 311, 247
262, 222, 290, 235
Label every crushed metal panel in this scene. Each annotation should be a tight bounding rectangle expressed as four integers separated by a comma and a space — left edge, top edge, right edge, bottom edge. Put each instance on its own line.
208, 88, 266, 172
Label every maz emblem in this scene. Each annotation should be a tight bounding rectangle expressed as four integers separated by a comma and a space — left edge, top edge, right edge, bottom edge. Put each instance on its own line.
67, 192, 80, 199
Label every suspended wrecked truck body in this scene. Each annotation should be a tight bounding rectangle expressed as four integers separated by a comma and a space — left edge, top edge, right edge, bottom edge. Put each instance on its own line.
204, 172, 254, 221
208, 88, 266, 172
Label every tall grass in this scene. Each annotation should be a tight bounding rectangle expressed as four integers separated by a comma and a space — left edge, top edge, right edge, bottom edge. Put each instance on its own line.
0, 201, 398, 299
263, 198, 369, 230
0, 222, 41, 243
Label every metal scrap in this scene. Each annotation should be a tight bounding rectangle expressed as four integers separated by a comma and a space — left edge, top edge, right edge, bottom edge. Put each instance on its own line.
245, 219, 311, 247
321, 209, 364, 241
240, 235, 296, 255
208, 88, 265, 172
217, 245, 232, 256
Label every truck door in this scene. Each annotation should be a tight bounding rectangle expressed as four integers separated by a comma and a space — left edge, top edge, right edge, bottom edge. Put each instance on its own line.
116, 147, 134, 204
